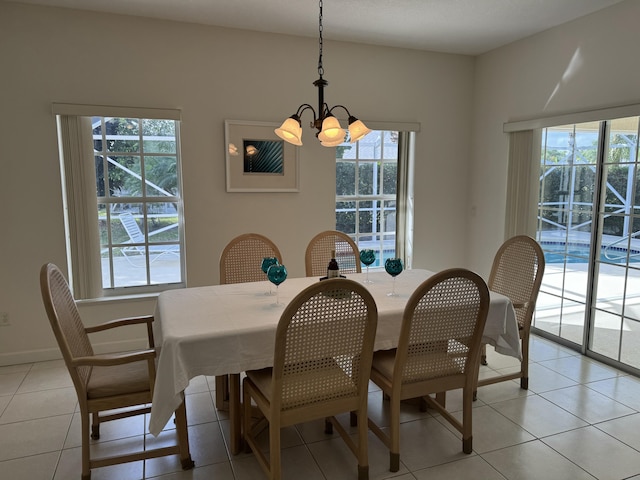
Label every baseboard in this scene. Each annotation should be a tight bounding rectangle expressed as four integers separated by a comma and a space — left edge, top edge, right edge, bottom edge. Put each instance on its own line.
0, 348, 62, 366
0, 338, 150, 367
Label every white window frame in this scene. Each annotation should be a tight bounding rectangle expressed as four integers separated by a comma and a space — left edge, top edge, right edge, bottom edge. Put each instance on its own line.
54, 104, 185, 299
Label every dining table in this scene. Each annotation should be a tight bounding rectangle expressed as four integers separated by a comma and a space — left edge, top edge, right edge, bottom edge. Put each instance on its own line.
148, 268, 520, 454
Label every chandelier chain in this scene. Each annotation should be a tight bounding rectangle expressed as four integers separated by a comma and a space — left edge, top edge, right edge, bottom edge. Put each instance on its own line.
318, 0, 324, 77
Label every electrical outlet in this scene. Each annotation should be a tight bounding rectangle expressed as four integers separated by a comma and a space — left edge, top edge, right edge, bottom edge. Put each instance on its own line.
0, 312, 9, 327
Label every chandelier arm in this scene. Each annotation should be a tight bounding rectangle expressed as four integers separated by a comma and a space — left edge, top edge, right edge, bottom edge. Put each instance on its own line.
295, 104, 316, 118
327, 104, 353, 118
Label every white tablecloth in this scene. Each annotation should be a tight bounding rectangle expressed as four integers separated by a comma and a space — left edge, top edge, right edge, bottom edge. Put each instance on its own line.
149, 269, 519, 435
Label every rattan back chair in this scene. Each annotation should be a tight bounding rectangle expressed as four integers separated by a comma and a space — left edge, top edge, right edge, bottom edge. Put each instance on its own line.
219, 233, 283, 284
305, 230, 361, 277
476, 235, 545, 392
367, 268, 489, 472
40, 263, 193, 480
243, 278, 378, 480
216, 233, 283, 407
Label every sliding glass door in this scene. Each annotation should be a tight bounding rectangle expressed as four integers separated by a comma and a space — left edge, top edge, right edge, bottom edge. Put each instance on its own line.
534, 117, 640, 372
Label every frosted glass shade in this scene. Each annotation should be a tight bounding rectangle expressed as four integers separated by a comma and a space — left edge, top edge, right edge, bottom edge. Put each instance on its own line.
319, 116, 346, 141
348, 118, 372, 143
274, 117, 303, 146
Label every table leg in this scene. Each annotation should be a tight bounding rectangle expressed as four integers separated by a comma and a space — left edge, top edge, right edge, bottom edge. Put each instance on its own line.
215, 375, 230, 409
175, 396, 195, 469
229, 373, 242, 455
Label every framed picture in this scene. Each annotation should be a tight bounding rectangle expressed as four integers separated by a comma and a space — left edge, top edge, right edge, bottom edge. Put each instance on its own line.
225, 120, 300, 192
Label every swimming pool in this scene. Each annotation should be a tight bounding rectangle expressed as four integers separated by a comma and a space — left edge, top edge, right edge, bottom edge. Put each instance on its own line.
541, 241, 640, 264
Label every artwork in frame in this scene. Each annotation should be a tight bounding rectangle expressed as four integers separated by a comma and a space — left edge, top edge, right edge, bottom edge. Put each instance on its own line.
225, 120, 300, 192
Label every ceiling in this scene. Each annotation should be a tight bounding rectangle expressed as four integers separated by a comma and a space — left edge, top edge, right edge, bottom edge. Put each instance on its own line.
8, 0, 626, 55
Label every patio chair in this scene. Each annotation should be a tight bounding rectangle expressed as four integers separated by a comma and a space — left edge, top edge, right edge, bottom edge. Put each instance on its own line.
476, 235, 545, 394
39, 263, 193, 480
367, 268, 489, 472
243, 278, 378, 480
119, 212, 180, 265
215, 233, 283, 408
305, 230, 361, 277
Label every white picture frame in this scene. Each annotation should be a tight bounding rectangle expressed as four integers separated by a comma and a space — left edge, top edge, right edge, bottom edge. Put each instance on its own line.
224, 120, 300, 192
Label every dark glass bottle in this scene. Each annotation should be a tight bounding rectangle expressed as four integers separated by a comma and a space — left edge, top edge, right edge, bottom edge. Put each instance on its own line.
327, 249, 340, 278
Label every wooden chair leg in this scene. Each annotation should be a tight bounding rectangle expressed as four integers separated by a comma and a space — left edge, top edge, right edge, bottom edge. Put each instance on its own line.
390, 452, 400, 472
81, 412, 91, 480
462, 387, 473, 454
473, 349, 481, 401
91, 412, 100, 439
520, 334, 529, 390
324, 417, 333, 434
389, 397, 401, 472
350, 411, 358, 426
463, 436, 473, 454
357, 406, 370, 480
480, 343, 487, 365
269, 418, 282, 480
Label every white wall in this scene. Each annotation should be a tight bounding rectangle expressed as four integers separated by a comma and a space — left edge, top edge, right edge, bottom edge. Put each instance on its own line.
0, 3, 474, 364
468, 0, 640, 275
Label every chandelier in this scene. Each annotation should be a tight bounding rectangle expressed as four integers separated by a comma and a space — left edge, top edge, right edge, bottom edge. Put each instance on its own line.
274, 0, 371, 147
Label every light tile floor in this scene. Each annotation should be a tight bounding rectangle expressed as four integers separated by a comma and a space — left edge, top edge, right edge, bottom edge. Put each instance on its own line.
1, 335, 640, 480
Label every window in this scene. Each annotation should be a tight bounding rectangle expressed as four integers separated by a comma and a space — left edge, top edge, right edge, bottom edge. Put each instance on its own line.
94, 117, 183, 291
335, 130, 413, 266
55, 105, 184, 298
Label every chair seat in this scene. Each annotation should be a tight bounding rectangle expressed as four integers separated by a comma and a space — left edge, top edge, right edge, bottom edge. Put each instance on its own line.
247, 362, 359, 410
87, 361, 152, 399
372, 348, 466, 383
